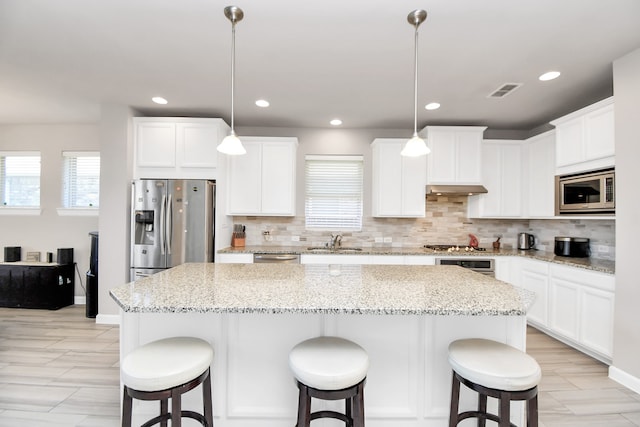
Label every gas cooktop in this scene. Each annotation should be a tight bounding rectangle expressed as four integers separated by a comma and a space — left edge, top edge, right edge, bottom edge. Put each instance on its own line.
423, 244, 487, 252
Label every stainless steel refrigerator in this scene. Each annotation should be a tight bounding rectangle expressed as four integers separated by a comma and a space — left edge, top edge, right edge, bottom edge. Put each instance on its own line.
130, 179, 215, 281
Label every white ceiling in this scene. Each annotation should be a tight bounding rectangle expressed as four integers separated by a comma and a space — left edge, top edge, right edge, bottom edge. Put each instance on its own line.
1, 0, 639, 132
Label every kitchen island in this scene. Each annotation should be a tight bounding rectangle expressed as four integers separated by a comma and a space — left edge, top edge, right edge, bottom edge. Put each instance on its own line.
111, 263, 532, 427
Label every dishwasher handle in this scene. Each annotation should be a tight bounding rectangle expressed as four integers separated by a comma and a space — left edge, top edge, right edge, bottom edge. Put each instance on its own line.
253, 254, 300, 263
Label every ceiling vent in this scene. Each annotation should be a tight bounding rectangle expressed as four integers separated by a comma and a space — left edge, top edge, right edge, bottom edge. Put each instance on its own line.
488, 83, 523, 98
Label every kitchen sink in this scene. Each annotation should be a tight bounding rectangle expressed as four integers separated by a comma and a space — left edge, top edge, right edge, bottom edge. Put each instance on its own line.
306, 247, 363, 253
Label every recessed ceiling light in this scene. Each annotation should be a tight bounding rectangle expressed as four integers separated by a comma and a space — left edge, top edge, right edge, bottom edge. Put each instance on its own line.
539, 71, 561, 81
330, 119, 342, 126
151, 97, 168, 105
255, 99, 270, 107
425, 102, 440, 110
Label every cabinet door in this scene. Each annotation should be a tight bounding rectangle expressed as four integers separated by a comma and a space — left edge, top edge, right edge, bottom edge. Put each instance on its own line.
136, 122, 176, 167
455, 131, 482, 183
177, 122, 219, 168
580, 286, 614, 357
401, 154, 426, 216
427, 129, 456, 183
584, 104, 615, 161
555, 118, 583, 167
526, 132, 555, 218
477, 143, 502, 216
500, 144, 522, 216
227, 141, 262, 215
372, 142, 403, 216
549, 277, 580, 341
261, 142, 296, 215
519, 260, 549, 327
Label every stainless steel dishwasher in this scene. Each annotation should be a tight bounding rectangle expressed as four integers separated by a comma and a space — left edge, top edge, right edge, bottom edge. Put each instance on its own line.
253, 253, 300, 264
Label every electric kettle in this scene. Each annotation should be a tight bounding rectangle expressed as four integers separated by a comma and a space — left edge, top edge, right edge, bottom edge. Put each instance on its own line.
517, 233, 535, 250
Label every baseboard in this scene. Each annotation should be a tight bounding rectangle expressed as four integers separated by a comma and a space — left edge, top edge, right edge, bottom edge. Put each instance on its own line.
74, 296, 86, 305
96, 314, 120, 325
609, 365, 640, 394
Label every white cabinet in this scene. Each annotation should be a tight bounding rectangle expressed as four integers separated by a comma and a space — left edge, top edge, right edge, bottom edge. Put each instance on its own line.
217, 253, 254, 263
226, 137, 298, 216
551, 97, 615, 175
517, 259, 550, 328
371, 139, 426, 217
422, 126, 486, 185
468, 140, 523, 218
548, 264, 615, 360
300, 254, 371, 265
524, 131, 556, 218
133, 117, 228, 179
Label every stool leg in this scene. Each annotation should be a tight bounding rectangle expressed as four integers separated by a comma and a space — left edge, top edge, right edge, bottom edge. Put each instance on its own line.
160, 398, 168, 427
171, 387, 182, 427
122, 386, 133, 427
528, 394, 538, 427
498, 391, 510, 427
352, 382, 365, 427
296, 382, 311, 427
478, 393, 487, 427
448, 372, 461, 427
345, 397, 352, 426
203, 368, 214, 427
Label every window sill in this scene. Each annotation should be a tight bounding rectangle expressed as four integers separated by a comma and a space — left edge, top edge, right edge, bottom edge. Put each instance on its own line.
57, 208, 99, 217
0, 207, 42, 216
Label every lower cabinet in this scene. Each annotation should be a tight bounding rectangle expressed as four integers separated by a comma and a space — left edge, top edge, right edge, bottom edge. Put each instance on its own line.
548, 264, 615, 360
518, 258, 550, 328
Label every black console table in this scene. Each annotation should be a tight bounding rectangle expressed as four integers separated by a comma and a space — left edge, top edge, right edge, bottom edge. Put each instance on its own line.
0, 262, 74, 309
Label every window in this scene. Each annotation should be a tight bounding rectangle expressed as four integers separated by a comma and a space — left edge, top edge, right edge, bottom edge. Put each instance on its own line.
0, 152, 41, 207
305, 155, 363, 230
62, 152, 100, 208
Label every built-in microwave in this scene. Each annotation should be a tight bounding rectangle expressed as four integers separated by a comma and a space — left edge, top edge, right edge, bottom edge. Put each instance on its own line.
556, 168, 615, 215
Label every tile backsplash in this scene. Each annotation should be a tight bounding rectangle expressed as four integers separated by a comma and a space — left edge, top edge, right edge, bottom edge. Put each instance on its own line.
231, 196, 615, 260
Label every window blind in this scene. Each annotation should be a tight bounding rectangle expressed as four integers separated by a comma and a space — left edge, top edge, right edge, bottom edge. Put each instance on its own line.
305, 155, 363, 230
0, 153, 41, 207
62, 152, 100, 208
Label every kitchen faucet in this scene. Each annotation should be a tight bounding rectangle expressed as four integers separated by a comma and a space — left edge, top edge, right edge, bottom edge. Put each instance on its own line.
329, 233, 342, 250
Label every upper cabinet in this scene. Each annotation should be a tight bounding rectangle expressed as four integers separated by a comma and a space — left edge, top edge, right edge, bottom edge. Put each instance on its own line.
422, 126, 486, 185
524, 130, 556, 218
468, 140, 523, 218
226, 137, 298, 216
551, 97, 614, 175
134, 117, 229, 179
371, 138, 426, 217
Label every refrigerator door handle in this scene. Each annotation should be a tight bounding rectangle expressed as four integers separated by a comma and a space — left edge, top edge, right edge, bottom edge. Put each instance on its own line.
166, 194, 173, 255
160, 194, 166, 255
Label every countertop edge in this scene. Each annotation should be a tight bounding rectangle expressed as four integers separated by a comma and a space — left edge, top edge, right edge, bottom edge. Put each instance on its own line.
218, 246, 615, 274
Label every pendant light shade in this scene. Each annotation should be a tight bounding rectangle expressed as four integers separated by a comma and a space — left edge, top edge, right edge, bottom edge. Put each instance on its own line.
401, 9, 430, 157
218, 6, 246, 155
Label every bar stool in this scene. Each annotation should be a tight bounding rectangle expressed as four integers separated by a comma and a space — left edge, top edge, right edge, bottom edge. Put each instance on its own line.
289, 336, 369, 427
121, 336, 214, 427
448, 338, 541, 427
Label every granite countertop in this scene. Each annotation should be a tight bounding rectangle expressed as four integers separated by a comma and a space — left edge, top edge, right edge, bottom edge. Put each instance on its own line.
109, 263, 531, 316
219, 245, 615, 274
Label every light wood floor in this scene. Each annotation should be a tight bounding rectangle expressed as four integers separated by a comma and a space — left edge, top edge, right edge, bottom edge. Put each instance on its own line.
1, 305, 639, 426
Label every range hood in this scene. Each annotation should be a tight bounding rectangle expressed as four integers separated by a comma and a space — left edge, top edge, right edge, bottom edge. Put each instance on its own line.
426, 184, 488, 196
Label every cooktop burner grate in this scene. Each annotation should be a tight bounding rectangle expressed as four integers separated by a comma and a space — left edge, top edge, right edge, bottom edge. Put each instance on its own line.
423, 244, 487, 252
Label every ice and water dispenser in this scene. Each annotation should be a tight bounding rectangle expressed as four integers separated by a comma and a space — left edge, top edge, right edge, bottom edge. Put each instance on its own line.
134, 210, 155, 245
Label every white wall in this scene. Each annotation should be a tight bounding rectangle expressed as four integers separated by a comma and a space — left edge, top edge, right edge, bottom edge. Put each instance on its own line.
97, 105, 134, 319
611, 48, 640, 384
0, 124, 99, 299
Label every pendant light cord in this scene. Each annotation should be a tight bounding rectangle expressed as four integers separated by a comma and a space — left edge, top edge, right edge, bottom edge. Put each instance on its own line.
413, 23, 419, 137
230, 20, 236, 133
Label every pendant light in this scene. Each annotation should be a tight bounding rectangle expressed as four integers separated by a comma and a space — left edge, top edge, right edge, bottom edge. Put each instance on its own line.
217, 6, 246, 155
401, 9, 431, 157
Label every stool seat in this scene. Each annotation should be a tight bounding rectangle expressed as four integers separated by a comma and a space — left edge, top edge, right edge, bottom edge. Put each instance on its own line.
289, 336, 369, 391
122, 337, 214, 392
448, 338, 541, 391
